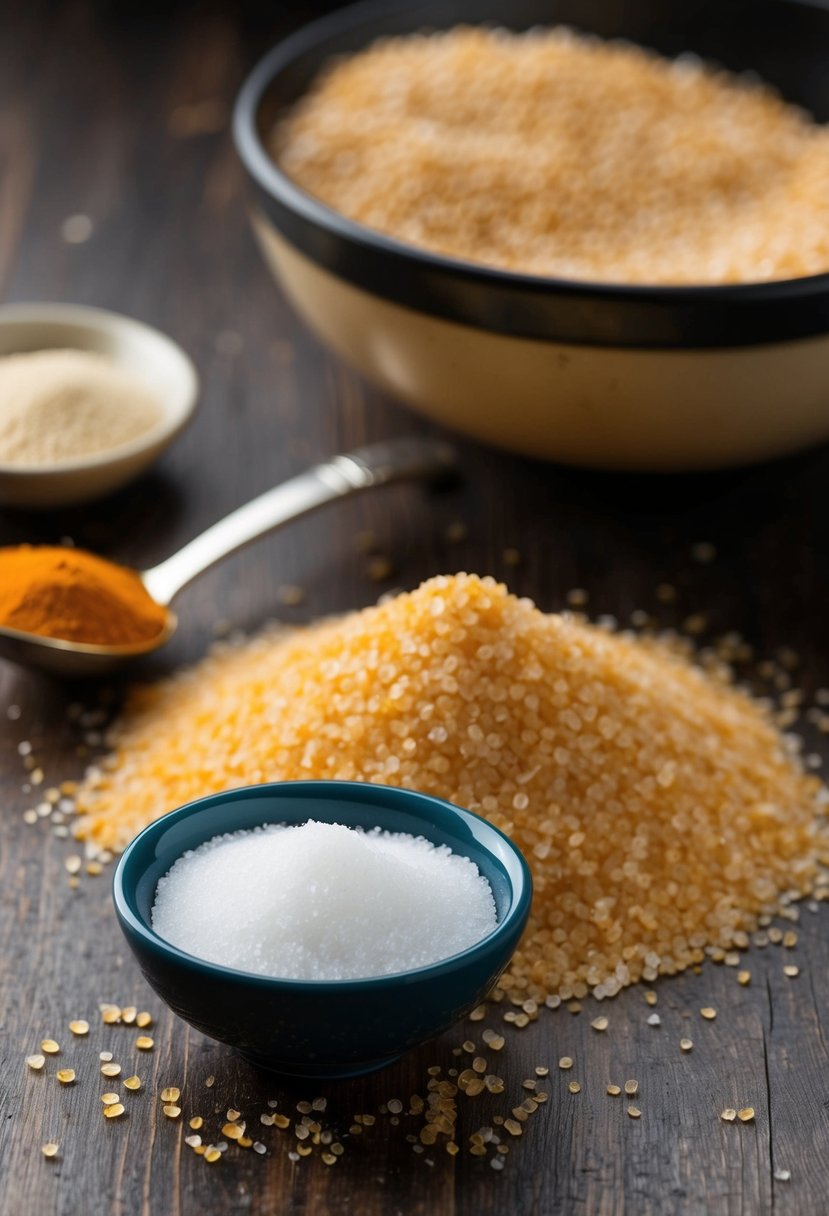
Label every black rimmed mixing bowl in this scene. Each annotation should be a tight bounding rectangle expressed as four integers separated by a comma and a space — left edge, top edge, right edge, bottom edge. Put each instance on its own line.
113, 780, 532, 1079
234, 0, 829, 471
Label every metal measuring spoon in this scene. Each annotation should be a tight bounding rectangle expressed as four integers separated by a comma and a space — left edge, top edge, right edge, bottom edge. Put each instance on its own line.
0, 438, 456, 677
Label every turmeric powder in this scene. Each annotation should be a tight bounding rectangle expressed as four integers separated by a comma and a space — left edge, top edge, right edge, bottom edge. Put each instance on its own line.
0, 545, 167, 646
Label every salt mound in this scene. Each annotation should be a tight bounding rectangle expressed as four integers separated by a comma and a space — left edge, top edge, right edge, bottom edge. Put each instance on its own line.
151, 820, 497, 980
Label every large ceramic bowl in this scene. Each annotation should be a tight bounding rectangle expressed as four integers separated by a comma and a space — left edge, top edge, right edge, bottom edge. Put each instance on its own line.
234, 0, 829, 471
113, 780, 532, 1079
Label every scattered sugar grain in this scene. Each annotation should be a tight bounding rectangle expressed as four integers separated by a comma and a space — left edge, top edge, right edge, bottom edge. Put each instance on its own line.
61, 214, 93, 244
366, 556, 393, 583
151, 820, 496, 980
277, 584, 305, 607
445, 521, 468, 543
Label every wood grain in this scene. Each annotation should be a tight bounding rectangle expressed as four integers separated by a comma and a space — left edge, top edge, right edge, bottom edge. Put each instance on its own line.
2, 3, 829, 1213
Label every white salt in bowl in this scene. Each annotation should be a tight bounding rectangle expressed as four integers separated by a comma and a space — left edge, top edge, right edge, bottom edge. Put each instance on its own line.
113, 780, 533, 1079
0, 302, 198, 509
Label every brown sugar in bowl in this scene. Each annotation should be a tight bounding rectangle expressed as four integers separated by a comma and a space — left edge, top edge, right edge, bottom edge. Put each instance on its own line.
233, 0, 829, 471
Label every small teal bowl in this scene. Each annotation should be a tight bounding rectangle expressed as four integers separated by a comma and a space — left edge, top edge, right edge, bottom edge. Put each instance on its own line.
113, 780, 532, 1079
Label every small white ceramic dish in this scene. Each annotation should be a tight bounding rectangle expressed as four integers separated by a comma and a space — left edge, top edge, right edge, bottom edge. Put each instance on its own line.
0, 302, 199, 508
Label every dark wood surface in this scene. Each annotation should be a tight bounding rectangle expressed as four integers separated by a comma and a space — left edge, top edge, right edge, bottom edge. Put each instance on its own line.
3, 3, 829, 1213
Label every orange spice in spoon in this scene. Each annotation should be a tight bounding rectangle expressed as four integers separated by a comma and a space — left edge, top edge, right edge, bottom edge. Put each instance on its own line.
0, 545, 167, 646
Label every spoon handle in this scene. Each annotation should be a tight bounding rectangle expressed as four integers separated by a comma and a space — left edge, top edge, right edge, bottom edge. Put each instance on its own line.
140, 437, 457, 606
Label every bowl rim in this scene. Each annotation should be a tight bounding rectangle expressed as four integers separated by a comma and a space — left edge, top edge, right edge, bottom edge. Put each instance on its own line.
232, 0, 829, 349
113, 778, 534, 993
0, 301, 199, 477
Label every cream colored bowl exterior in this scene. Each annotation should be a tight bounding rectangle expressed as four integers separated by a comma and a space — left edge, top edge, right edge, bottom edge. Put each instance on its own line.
255, 218, 829, 471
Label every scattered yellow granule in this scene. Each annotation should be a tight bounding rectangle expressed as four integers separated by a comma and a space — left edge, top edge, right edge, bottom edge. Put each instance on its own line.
274, 27, 829, 286
75, 574, 828, 1002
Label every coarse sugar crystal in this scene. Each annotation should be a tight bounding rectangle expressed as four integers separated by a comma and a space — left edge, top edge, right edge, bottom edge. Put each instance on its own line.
151, 820, 497, 980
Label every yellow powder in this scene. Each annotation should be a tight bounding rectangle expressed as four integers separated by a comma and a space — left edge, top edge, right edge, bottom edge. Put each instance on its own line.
0, 349, 163, 467
275, 26, 829, 285
75, 575, 828, 1002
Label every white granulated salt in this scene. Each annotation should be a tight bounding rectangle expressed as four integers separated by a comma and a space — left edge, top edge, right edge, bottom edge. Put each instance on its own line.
151, 820, 498, 980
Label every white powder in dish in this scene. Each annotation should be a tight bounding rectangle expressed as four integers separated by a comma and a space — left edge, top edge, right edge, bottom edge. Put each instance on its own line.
151, 819, 498, 980
0, 348, 163, 467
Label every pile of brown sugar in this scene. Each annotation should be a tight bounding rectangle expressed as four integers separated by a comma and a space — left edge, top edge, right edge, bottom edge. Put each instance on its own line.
74, 574, 829, 1002
274, 26, 829, 285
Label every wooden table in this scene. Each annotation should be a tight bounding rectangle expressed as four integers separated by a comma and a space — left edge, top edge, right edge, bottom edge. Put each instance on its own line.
2, 4, 829, 1212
